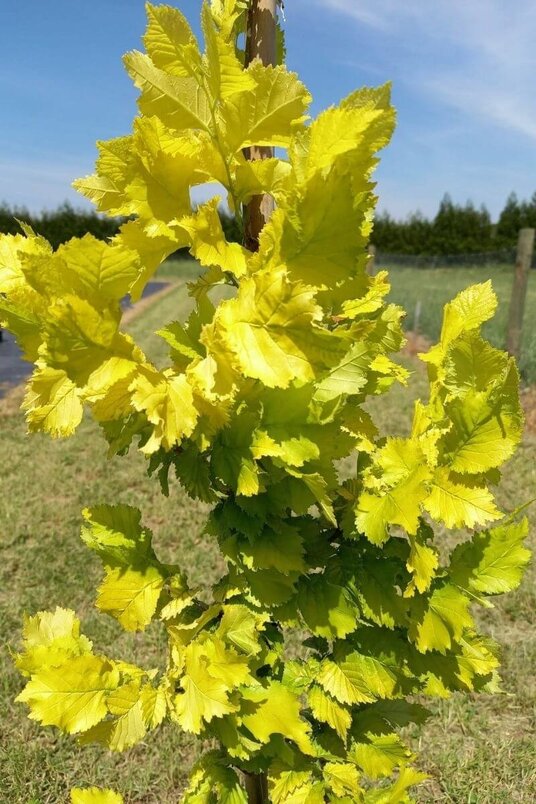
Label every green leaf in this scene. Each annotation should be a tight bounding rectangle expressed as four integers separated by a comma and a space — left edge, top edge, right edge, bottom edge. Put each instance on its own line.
364, 766, 428, 803
182, 752, 248, 804
174, 637, 251, 733
241, 682, 314, 755
227, 522, 306, 575
173, 442, 217, 503
353, 557, 409, 629
351, 733, 412, 778
425, 468, 502, 529
315, 341, 370, 402
215, 269, 323, 388
308, 684, 351, 740
124, 50, 211, 131
409, 584, 473, 654
23, 367, 83, 438
297, 575, 359, 639
323, 761, 361, 796
317, 649, 400, 706
353, 700, 431, 734
144, 2, 200, 78
81, 505, 168, 631
217, 604, 266, 656
220, 61, 311, 152
211, 411, 262, 496
357, 465, 431, 545
440, 391, 522, 475
15, 607, 92, 677
130, 368, 198, 454
242, 565, 299, 608
450, 518, 531, 595
406, 524, 439, 595
17, 654, 120, 734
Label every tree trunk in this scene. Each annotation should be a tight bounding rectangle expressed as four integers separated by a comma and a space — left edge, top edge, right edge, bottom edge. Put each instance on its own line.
243, 0, 278, 252
242, 2, 278, 797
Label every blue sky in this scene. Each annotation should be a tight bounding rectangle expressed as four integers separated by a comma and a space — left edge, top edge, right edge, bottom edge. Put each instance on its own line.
1, 0, 535, 220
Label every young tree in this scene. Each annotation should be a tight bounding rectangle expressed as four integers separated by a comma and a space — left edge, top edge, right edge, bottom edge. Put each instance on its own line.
0, 2, 530, 802
496, 192, 522, 247
453, 201, 493, 254
431, 193, 459, 254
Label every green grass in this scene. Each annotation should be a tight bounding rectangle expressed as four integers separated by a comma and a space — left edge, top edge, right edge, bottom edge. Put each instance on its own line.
385, 264, 536, 382
0, 276, 535, 802
156, 256, 202, 282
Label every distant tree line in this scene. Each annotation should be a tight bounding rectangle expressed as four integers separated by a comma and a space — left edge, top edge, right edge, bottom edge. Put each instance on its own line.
373, 193, 536, 255
0, 202, 241, 256
0, 202, 122, 250
1, 193, 535, 257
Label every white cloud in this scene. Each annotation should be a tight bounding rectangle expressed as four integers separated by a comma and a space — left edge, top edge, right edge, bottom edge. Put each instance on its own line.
317, 0, 536, 142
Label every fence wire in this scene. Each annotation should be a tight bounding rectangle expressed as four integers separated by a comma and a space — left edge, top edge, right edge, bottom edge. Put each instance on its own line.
376, 249, 528, 269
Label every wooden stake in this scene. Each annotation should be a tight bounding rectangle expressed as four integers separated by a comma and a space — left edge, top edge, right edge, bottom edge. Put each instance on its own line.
242, 3, 278, 798
506, 228, 535, 362
243, 0, 278, 252
244, 771, 269, 804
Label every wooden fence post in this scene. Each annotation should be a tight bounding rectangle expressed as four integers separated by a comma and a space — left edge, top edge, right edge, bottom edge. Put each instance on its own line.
506, 228, 535, 362
413, 299, 422, 334
242, 2, 278, 801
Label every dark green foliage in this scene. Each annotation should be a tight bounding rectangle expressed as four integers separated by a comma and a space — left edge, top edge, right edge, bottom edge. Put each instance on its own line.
431, 195, 493, 254
219, 209, 242, 243
496, 192, 536, 246
0, 202, 123, 250
2, 192, 534, 259
373, 192, 536, 256
0, 203, 242, 252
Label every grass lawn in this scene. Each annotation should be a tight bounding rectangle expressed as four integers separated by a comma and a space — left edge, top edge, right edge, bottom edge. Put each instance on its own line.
1, 269, 535, 803
155, 257, 202, 283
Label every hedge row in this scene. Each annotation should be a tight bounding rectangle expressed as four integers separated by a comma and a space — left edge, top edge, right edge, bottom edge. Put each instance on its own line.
373, 192, 536, 256
0, 203, 241, 255
1, 192, 534, 258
